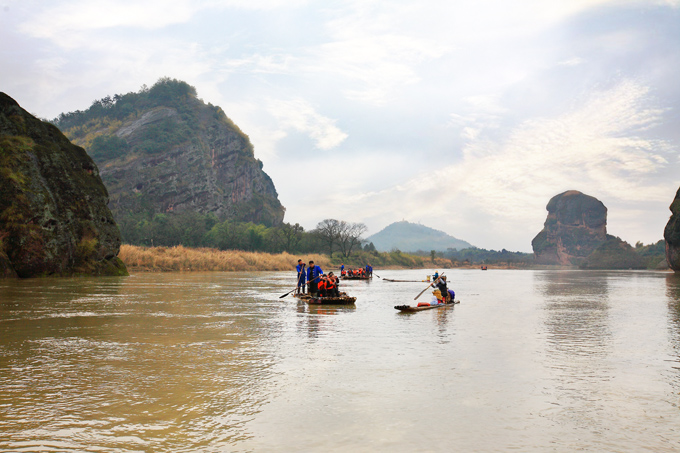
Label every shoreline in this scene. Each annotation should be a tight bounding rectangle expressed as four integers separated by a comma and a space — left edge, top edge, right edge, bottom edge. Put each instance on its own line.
116, 245, 597, 273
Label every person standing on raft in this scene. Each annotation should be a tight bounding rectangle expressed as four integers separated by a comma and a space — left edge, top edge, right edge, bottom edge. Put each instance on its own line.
295, 259, 306, 295
307, 260, 324, 297
430, 274, 451, 302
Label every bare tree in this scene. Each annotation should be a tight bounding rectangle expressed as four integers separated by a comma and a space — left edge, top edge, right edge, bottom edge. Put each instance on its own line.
338, 222, 368, 258
314, 219, 342, 258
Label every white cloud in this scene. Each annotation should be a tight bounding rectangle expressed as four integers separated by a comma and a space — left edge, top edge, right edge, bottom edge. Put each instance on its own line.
454, 80, 671, 215
266, 98, 348, 150
19, 0, 195, 42
322, 79, 675, 249
557, 57, 585, 67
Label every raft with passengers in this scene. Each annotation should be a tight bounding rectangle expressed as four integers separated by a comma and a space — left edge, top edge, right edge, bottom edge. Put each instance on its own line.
340, 263, 372, 280
280, 259, 356, 305
394, 274, 459, 312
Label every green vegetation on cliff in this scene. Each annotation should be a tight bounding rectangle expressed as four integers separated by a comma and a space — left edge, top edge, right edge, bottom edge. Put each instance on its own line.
52, 78, 285, 229
53, 78, 250, 161
0, 92, 128, 278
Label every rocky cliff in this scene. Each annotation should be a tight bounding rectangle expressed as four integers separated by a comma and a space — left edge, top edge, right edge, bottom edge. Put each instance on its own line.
531, 190, 608, 266
0, 93, 127, 277
55, 79, 285, 227
664, 187, 680, 271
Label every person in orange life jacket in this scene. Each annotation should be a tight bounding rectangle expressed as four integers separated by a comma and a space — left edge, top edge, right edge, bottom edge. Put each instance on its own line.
326, 272, 339, 297
295, 259, 306, 295
317, 275, 327, 297
307, 260, 324, 296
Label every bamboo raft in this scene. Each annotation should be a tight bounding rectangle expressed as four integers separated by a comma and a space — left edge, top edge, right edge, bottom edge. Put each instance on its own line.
394, 300, 459, 312
295, 292, 356, 305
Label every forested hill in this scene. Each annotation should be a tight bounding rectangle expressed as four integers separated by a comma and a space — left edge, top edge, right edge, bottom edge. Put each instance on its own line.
52, 78, 285, 227
366, 221, 473, 252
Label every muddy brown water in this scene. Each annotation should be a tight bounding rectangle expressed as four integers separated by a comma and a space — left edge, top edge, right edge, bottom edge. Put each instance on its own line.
1, 269, 680, 452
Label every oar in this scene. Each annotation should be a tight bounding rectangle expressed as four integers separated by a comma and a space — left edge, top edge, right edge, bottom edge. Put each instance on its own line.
279, 265, 307, 299
373, 273, 382, 279
279, 273, 322, 299
414, 272, 444, 300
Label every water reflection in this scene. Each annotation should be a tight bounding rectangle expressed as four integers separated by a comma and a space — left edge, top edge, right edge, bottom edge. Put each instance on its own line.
0, 274, 279, 452
534, 271, 613, 431
665, 274, 680, 390
295, 300, 356, 339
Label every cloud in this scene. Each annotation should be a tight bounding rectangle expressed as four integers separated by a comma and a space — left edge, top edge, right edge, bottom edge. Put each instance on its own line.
454, 79, 672, 215
321, 79, 675, 249
266, 98, 348, 150
19, 0, 195, 43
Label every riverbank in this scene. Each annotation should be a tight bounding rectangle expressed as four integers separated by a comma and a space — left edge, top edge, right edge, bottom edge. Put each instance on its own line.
117, 245, 538, 273
118, 245, 332, 272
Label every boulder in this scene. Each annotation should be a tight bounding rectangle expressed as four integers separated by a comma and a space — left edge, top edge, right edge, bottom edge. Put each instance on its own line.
0, 93, 127, 277
532, 190, 607, 266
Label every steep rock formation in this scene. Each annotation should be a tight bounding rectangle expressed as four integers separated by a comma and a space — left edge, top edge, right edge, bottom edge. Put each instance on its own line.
0, 93, 127, 277
58, 81, 285, 226
532, 190, 607, 266
664, 187, 680, 271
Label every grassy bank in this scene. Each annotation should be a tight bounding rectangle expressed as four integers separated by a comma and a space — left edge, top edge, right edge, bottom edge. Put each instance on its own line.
118, 245, 460, 272
119, 245, 332, 272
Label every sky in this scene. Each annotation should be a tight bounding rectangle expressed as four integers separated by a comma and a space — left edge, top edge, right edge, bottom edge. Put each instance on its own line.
2, 0, 680, 252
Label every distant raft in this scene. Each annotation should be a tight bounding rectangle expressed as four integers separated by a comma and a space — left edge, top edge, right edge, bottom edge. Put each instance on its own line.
394, 300, 460, 312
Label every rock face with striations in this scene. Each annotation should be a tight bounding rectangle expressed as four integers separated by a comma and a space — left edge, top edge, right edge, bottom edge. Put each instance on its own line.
56, 79, 285, 226
664, 187, 680, 271
0, 93, 127, 278
532, 190, 608, 266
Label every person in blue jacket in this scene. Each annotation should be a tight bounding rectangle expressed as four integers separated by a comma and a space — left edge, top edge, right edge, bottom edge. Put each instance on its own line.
307, 260, 324, 296
295, 259, 306, 295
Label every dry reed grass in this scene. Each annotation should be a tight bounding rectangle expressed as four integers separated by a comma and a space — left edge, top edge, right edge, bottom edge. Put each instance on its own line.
118, 244, 332, 272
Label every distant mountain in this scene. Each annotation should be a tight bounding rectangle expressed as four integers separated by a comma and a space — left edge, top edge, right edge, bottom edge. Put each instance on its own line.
365, 221, 473, 252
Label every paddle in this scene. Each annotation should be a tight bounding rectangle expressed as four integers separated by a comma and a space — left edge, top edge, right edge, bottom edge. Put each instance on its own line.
279, 271, 323, 299
414, 272, 445, 300
373, 272, 381, 279
279, 264, 307, 299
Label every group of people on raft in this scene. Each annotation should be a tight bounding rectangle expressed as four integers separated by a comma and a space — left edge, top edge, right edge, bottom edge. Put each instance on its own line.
295, 259, 340, 297
339, 263, 372, 278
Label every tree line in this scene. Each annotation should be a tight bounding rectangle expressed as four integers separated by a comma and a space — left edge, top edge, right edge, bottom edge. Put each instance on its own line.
117, 212, 371, 259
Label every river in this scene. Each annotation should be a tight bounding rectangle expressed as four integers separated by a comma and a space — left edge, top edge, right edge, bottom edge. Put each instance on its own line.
1, 269, 680, 452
